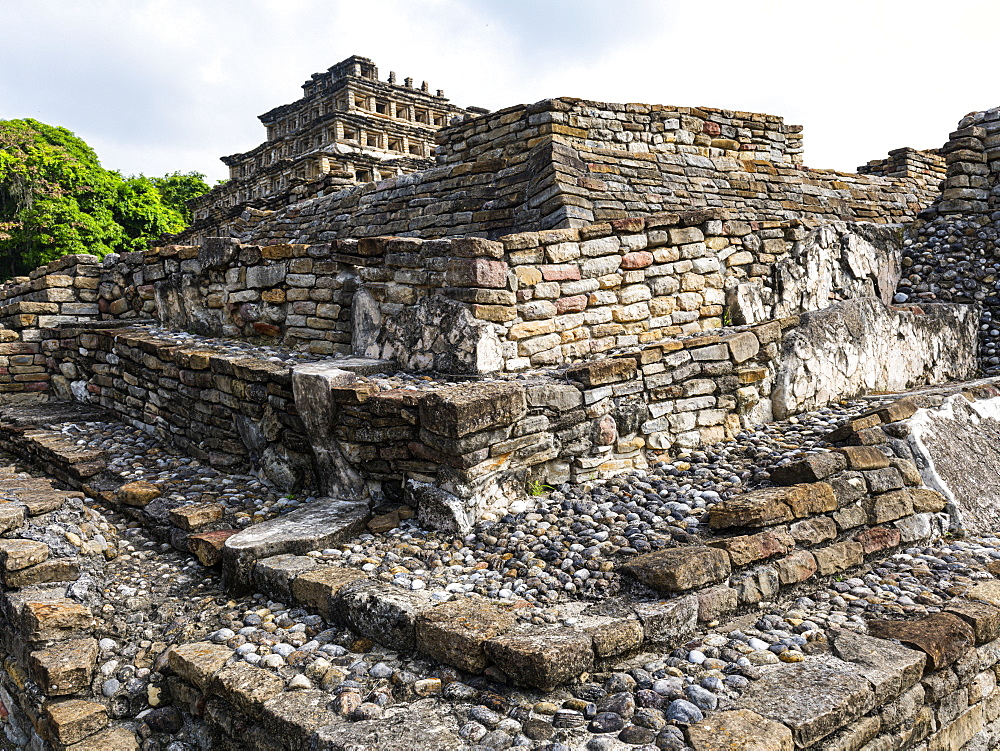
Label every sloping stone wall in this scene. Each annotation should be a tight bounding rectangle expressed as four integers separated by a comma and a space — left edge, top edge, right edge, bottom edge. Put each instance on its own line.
178, 97, 941, 245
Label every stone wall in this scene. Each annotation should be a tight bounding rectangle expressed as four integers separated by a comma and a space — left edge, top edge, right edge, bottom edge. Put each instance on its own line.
44, 291, 975, 513
896, 106, 1000, 375
97, 212, 909, 375
0, 254, 103, 396
179, 97, 941, 246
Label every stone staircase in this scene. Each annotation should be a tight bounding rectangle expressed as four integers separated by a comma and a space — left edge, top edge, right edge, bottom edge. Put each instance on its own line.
0, 464, 139, 750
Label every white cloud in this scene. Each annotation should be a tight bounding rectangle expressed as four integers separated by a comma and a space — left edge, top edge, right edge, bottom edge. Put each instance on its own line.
0, 0, 996, 181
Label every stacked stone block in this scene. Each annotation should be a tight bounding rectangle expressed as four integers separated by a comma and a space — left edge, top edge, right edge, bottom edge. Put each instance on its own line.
204, 97, 939, 248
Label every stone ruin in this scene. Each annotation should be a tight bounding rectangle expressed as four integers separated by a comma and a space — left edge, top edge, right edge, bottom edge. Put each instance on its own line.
4, 62, 1000, 750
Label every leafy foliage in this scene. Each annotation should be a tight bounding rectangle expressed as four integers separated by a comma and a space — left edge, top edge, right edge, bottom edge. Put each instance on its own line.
0, 119, 210, 279
149, 171, 211, 223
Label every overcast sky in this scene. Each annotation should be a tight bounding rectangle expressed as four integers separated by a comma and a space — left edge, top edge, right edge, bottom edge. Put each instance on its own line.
1, 0, 995, 183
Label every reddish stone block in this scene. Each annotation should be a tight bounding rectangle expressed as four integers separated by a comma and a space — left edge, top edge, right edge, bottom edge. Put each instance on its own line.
539, 264, 581, 282
555, 295, 588, 314
854, 526, 901, 555
620, 251, 654, 270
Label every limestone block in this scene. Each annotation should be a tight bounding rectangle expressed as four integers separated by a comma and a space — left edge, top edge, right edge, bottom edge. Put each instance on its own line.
864, 488, 914, 524
837, 446, 890, 470
116, 480, 162, 507
632, 595, 698, 648
945, 600, 1000, 645
620, 546, 731, 593
29, 638, 98, 696
0, 539, 49, 571
260, 690, 334, 748
707, 527, 795, 567
415, 597, 516, 672
686, 709, 793, 751
187, 529, 238, 567
335, 581, 437, 652
209, 662, 285, 714
853, 525, 901, 554
788, 516, 837, 545
168, 502, 224, 531
167, 642, 232, 689
769, 453, 847, 484
3, 557, 79, 588
829, 628, 926, 703
43, 699, 108, 745
419, 382, 526, 438
291, 567, 366, 619
774, 550, 817, 585
485, 628, 594, 691
812, 541, 864, 575
738, 659, 875, 747
253, 554, 317, 600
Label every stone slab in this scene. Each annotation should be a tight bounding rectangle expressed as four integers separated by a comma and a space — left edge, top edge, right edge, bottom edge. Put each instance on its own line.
738, 658, 875, 747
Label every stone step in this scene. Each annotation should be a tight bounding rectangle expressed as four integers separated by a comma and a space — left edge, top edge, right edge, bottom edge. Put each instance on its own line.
2, 557, 80, 588
0, 538, 50, 570
28, 637, 98, 696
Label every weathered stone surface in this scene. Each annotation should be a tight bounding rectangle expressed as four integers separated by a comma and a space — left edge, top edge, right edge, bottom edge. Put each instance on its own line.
485, 627, 594, 691
905, 394, 1000, 535
945, 600, 1000, 645
168, 502, 224, 530
15, 489, 72, 515
187, 529, 238, 566
864, 488, 914, 524
419, 382, 526, 438
253, 553, 317, 600
62, 726, 139, 751
836, 446, 890, 470
967, 580, 1000, 608
12, 595, 94, 642
29, 638, 98, 696
223, 499, 369, 592
708, 528, 795, 567
260, 689, 333, 747
44, 699, 108, 745
116, 480, 161, 507
3, 557, 79, 588
209, 662, 285, 714
335, 581, 436, 652
775, 550, 817, 585
564, 358, 637, 387
578, 612, 645, 657
686, 709, 793, 751
829, 628, 926, 703
0, 538, 49, 570
632, 595, 698, 647
738, 659, 875, 747
0, 502, 26, 533
312, 698, 464, 750
166, 641, 232, 688
769, 453, 847, 485
621, 546, 731, 593
788, 516, 837, 545
291, 566, 366, 619
867, 613, 975, 670
772, 298, 976, 419
409, 481, 472, 535
813, 541, 864, 575
853, 525, 901, 554
909, 487, 948, 513
706, 484, 834, 529
415, 597, 516, 672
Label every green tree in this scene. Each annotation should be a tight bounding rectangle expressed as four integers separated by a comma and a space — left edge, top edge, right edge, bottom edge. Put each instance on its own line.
149, 171, 211, 223
0, 119, 208, 279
